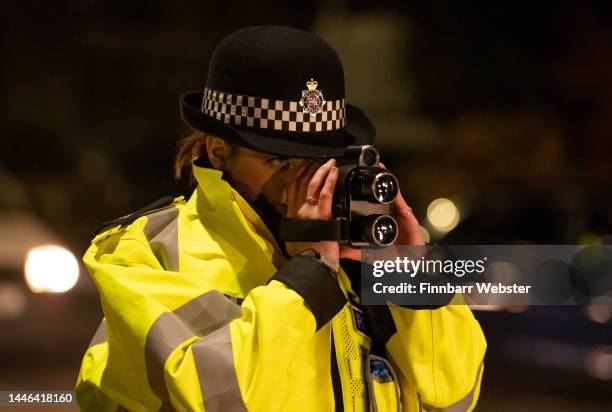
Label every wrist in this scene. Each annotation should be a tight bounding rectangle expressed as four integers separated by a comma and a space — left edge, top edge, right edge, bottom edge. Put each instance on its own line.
319, 253, 340, 274
300, 248, 339, 275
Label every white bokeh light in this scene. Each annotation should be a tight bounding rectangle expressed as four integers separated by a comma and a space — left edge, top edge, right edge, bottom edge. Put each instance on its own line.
24, 245, 79, 293
427, 197, 460, 232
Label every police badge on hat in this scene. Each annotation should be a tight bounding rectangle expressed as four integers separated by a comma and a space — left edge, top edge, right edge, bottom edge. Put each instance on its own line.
300, 78, 326, 116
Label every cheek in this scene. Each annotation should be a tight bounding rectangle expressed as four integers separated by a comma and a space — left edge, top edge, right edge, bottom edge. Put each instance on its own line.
262, 170, 292, 203
231, 159, 275, 194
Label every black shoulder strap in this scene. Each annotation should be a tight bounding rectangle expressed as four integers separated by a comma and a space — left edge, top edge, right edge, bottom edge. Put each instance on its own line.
279, 218, 346, 241
92, 196, 176, 236
340, 258, 397, 357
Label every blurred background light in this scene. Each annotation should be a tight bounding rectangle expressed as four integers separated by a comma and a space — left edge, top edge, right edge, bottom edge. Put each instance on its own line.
583, 299, 612, 324
578, 232, 603, 245
24, 245, 79, 293
585, 347, 612, 381
426, 197, 460, 233
0, 282, 27, 319
419, 225, 430, 243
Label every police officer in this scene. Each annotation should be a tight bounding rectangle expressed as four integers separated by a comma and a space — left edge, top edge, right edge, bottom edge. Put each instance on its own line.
77, 26, 486, 411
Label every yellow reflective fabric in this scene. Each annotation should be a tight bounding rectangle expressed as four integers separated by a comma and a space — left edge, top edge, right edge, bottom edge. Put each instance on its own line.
76, 163, 486, 412
386, 304, 486, 412
77, 340, 118, 412
421, 363, 483, 412
371, 382, 399, 412
80, 214, 219, 411
179, 168, 283, 298
330, 288, 370, 411
365, 354, 401, 412
145, 291, 243, 410
230, 280, 333, 410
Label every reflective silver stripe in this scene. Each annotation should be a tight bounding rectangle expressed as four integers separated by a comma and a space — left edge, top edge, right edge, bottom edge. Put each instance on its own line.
422, 363, 484, 412
88, 319, 107, 348
145, 291, 242, 411
192, 324, 247, 411
144, 207, 180, 272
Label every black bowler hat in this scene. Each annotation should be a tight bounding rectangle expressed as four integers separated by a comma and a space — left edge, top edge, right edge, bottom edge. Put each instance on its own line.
180, 25, 376, 159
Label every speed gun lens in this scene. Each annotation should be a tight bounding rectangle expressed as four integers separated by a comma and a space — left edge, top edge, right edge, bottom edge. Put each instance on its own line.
351, 171, 399, 204
372, 172, 398, 204
352, 214, 398, 246
372, 215, 398, 245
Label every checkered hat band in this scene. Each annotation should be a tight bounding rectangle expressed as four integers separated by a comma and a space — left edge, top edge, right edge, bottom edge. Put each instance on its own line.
201, 87, 346, 132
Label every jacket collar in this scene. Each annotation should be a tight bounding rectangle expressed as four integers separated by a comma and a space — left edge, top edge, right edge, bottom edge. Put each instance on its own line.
187, 164, 353, 300
190, 163, 286, 267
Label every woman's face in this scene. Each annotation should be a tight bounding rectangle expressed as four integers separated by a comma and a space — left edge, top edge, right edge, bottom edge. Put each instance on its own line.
224, 146, 314, 216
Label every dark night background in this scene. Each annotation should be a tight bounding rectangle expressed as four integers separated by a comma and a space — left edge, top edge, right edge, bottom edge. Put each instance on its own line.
0, 1, 611, 411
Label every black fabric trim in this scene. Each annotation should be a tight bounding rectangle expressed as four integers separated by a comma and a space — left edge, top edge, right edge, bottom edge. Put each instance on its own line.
223, 294, 245, 306
341, 258, 451, 357
340, 259, 363, 297
271, 255, 346, 331
341, 258, 397, 355
362, 305, 396, 356
341, 258, 452, 310
279, 218, 345, 242
330, 331, 344, 412
398, 241, 455, 308
92, 196, 175, 236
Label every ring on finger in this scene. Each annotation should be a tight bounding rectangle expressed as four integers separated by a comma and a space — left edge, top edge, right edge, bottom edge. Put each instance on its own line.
305, 195, 319, 205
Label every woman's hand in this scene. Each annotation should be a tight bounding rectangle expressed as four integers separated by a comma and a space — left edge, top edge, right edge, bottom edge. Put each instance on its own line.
339, 162, 424, 261
388, 188, 425, 246
285, 159, 340, 271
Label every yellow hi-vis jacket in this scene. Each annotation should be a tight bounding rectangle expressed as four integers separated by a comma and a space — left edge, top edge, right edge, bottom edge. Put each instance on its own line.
76, 163, 486, 412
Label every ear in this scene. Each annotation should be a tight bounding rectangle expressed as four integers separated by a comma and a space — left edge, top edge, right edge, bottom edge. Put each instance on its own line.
205, 136, 228, 169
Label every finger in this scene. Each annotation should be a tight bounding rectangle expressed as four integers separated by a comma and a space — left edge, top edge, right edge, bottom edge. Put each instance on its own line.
339, 246, 362, 261
295, 162, 312, 188
292, 160, 309, 180
393, 189, 414, 218
298, 161, 320, 189
306, 159, 335, 199
288, 163, 307, 205
393, 191, 424, 245
297, 162, 320, 204
306, 159, 336, 199
317, 166, 338, 218
302, 161, 320, 181
377, 161, 421, 243
297, 161, 324, 203
292, 162, 317, 206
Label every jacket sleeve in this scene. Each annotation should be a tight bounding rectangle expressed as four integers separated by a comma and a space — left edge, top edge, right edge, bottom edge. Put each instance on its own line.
339, 258, 485, 411
76, 218, 346, 412
385, 302, 486, 411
